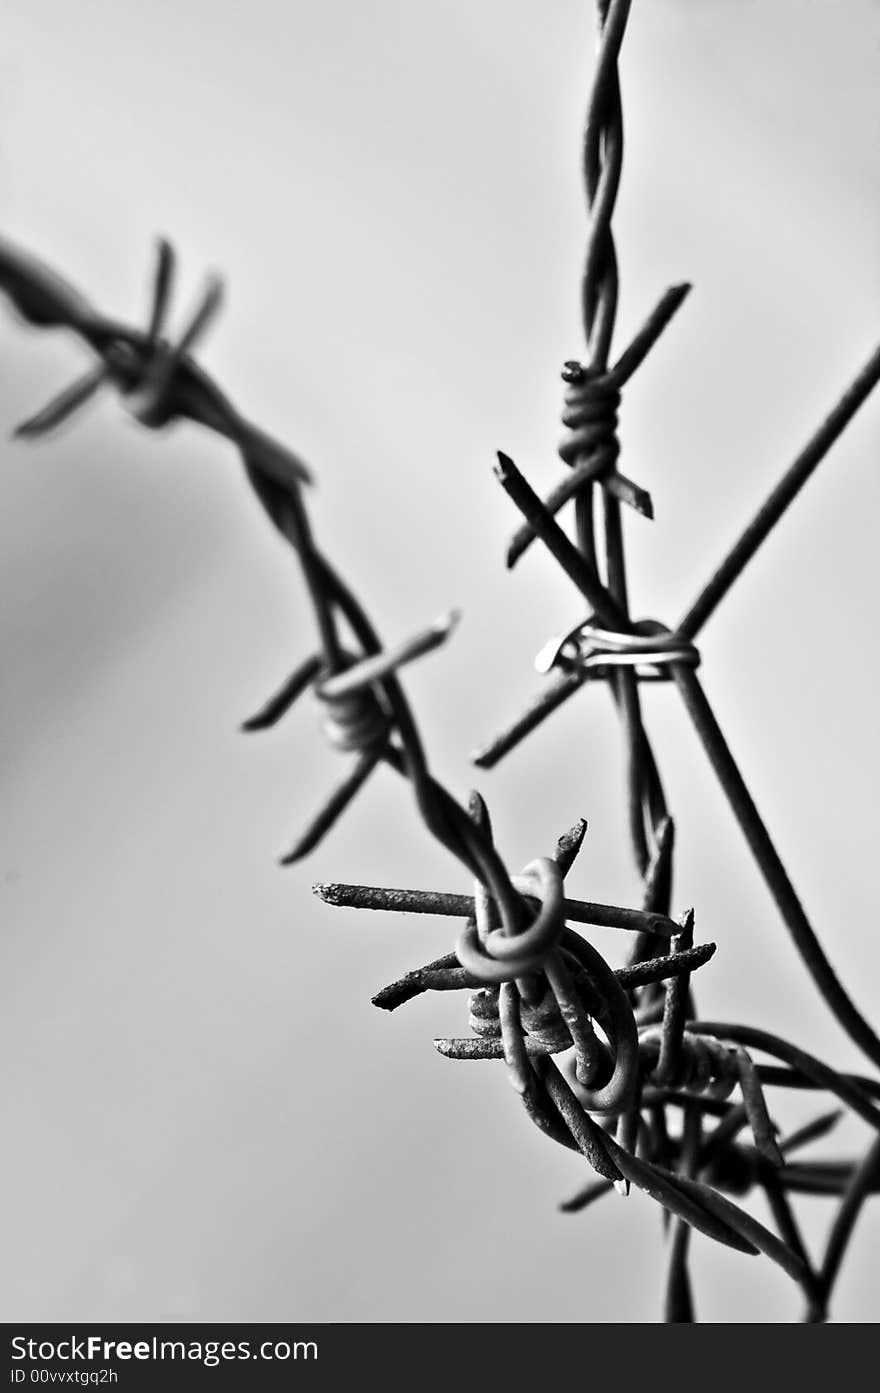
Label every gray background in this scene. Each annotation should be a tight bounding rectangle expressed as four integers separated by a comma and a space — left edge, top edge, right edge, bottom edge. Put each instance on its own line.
1, 0, 878, 1322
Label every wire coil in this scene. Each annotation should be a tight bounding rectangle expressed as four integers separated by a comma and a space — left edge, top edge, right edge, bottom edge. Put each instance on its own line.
639, 1027, 738, 1100
314, 681, 391, 754
536, 616, 701, 679
559, 362, 621, 480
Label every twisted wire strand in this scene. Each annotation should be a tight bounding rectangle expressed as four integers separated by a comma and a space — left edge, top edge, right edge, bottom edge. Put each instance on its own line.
576, 0, 663, 884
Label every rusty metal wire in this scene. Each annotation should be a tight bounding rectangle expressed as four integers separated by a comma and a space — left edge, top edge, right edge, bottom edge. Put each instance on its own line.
2, 0, 879, 1324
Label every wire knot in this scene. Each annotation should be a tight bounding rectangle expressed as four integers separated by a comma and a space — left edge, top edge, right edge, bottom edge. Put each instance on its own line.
122, 266, 224, 430
558, 361, 621, 480
314, 671, 391, 754
454, 857, 565, 983
8, 238, 227, 442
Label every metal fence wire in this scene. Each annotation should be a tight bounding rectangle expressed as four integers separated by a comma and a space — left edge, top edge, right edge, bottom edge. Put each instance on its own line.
2, 0, 879, 1324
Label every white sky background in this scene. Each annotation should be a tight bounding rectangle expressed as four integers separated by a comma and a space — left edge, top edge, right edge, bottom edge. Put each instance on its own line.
1, 0, 878, 1322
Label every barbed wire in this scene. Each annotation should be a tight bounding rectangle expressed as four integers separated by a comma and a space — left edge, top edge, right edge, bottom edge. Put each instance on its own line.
2, 0, 879, 1323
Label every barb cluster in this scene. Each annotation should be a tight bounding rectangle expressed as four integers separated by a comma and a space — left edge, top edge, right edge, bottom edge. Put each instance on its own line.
2, 0, 879, 1323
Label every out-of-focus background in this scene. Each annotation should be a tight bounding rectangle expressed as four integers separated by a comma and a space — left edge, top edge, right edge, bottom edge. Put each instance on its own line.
1, 0, 878, 1323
